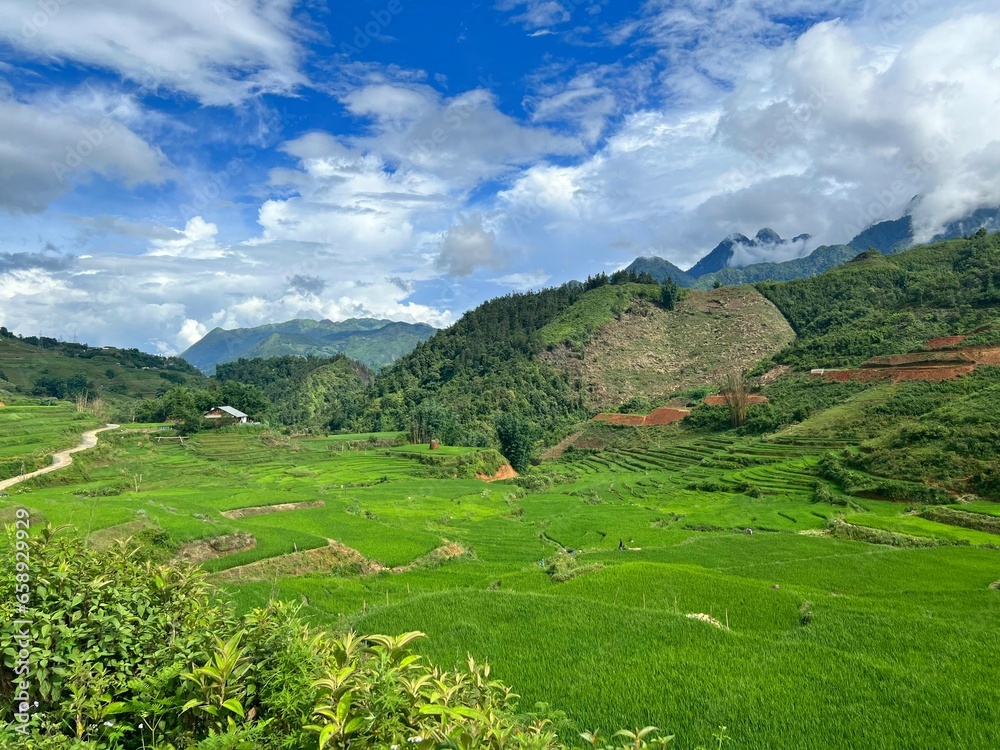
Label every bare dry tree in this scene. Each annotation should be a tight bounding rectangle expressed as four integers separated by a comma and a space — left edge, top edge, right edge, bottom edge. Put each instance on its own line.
722, 370, 750, 428
75, 391, 89, 413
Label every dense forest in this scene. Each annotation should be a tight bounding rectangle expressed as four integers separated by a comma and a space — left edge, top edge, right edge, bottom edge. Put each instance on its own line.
217, 355, 373, 430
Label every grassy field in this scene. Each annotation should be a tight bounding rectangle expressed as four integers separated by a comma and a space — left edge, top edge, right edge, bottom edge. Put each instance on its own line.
0, 403, 101, 480
3, 414, 999, 749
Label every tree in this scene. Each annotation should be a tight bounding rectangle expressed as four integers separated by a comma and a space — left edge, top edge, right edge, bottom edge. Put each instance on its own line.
494, 413, 538, 472
721, 370, 750, 428
409, 400, 458, 444
660, 278, 680, 311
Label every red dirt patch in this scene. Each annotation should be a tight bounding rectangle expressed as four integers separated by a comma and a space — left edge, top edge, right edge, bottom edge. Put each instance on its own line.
963, 346, 1000, 366
926, 335, 969, 349
811, 343, 1000, 383
818, 365, 976, 383
220, 500, 325, 519
477, 463, 519, 482
591, 407, 691, 427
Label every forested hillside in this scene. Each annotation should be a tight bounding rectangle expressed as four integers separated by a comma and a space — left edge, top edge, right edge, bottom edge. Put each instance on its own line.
364, 284, 587, 443
217, 354, 373, 430
758, 230, 1000, 369
0, 328, 206, 403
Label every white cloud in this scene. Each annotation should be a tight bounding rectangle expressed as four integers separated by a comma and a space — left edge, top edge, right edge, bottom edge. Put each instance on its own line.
435, 214, 505, 277
497, 1, 572, 30
486, 7, 1000, 269
177, 318, 208, 348
147, 217, 230, 259
0, 0, 305, 106
0, 95, 169, 213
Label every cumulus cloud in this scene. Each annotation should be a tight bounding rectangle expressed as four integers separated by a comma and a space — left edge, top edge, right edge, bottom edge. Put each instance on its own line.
147, 217, 230, 259
487, 6, 1000, 268
0, 0, 305, 105
338, 81, 585, 188
435, 214, 506, 277
0, 96, 169, 213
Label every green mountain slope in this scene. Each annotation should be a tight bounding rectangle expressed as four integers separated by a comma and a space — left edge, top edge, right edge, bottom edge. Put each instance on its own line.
216, 355, 373, 430
362, 278, 793, 438
757, 231, 1000, 369
727, 230, 1000, 496
181, 318, 436, 373
0, 329, 206, 403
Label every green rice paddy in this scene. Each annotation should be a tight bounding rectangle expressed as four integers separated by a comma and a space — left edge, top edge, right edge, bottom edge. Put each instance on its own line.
3, 407, 999, 749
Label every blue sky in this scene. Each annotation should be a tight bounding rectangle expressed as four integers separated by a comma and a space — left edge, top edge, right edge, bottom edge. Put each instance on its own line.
1, 0, 999, 353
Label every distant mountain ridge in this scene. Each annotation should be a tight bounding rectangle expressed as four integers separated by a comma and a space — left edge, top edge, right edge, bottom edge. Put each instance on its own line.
181, 318, 437, 374
686, 228, 812, 279
626, 206, 1000, 288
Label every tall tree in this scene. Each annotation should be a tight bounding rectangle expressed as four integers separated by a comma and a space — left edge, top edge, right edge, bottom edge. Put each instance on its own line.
494, 413, 538, 472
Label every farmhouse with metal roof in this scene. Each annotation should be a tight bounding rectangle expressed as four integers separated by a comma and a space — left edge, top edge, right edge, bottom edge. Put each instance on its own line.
203, 406, 249, 424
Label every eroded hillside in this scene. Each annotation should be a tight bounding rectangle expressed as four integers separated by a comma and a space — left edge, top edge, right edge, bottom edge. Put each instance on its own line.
542, 286, 794, 410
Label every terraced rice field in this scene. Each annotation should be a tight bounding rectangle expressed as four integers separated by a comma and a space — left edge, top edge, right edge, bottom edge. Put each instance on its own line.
3, 418, 1000, 749
0, 404, 100, 480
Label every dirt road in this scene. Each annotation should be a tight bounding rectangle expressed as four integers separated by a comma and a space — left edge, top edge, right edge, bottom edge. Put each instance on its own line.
0, 424, 119, 492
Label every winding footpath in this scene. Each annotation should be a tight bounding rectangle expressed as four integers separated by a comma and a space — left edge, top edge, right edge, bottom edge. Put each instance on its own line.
0, 424, 119, 492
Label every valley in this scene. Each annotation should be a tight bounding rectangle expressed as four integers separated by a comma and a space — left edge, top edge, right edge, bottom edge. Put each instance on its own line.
2, 231, 1000, 749
3, 393, 1000, 747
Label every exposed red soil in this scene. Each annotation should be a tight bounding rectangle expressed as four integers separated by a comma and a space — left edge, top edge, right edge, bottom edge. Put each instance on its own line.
702, 394, 769, 407
964, 347, 1000, 366
591, 407, 691, 427
812, 342, 1000, 384
925, 335, 969, 349
477, 463, 519, 482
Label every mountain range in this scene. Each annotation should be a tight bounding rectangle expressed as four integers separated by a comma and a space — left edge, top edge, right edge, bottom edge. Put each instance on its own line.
627, 206, 1000, 288
181, 318, 437, 374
